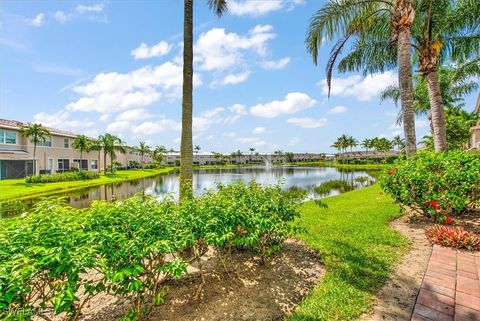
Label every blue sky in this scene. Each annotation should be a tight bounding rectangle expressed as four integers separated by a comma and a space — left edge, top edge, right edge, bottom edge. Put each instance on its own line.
0, 0, 477, 153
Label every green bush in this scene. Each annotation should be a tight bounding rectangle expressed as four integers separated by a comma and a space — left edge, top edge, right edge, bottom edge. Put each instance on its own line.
381, 151, 480, 220
26, 171, 100, 183
0, 181, 301, 320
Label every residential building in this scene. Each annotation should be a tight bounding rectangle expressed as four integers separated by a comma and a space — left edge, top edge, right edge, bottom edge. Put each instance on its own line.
469, 94, 480, 150
0, 119, 151, 179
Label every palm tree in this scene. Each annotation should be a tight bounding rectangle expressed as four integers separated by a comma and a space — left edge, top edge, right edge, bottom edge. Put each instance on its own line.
382, 61, 480, 138
137, 141, 151, 169
306, 0, 417, 157
194, 145, 201, 154
72, 135, 90, 171
180, 0, 228, 200
88, 138, 102, 172
391, 135, 405, 151
21, 123, 51, 175
98, 134, 124, 173
361, 138, 373, 153
153, 145, 167, 166
346, 136, 358, 152
249, 147, 255, 163
413, 0, 479, 151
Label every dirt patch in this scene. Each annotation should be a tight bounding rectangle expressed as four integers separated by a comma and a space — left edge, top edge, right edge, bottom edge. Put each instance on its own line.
362, 212, 433, 321
76, 239, 324, 321
451, 209, 480, 235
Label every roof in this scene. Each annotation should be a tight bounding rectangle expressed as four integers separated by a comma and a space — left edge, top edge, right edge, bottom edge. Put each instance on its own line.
0, 118, 78, 138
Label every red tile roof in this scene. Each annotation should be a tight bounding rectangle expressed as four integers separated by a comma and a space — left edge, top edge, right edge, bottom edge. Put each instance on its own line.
0, 118, 78, 137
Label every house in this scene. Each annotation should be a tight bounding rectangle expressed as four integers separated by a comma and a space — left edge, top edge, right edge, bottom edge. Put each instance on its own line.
470, 94, 480, 150
0, 119, 152, 179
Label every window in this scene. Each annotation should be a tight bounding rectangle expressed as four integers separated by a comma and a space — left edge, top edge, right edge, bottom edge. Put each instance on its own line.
37, 136, 52, 147
91, 160, 98, 170
57, 159, 70, 172
64, 138, 69, 148
73, 159, 88, 170
47, 158, 53, 171
0, 130, 17, 145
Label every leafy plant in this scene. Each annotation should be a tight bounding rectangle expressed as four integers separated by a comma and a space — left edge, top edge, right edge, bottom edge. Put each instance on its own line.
426, 226, 480, 251
381, 151, 480, 219
26, 171, 99, 183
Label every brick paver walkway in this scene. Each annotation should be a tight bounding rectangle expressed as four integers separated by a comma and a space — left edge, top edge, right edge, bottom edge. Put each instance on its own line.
411, 245, 480, 321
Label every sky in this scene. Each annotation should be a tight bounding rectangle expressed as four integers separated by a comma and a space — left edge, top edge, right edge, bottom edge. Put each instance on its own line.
0, 0, 477, 153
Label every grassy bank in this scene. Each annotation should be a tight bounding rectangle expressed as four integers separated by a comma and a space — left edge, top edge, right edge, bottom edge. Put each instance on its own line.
289, 184, 408, 320
0, 168, 175, 201
290, 161, 388, 170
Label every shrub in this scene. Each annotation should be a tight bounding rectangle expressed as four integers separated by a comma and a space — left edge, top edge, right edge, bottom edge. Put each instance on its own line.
26, 170, 100, 183
0, 181, 302, 320
381, 151, 480, 220
425, 225, 480, 251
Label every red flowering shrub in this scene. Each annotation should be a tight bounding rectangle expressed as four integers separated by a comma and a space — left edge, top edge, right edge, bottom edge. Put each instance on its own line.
381, 151, 480, 219
426, 225, 480, 251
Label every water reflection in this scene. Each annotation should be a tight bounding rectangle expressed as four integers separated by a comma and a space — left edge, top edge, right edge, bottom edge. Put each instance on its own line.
1, 166, 376, 217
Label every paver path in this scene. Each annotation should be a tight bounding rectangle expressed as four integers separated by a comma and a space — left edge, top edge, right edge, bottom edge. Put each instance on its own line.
411, 245, 480, 321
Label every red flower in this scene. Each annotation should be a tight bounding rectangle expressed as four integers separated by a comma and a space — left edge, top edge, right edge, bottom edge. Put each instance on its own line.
387, 170, 394, 175
445, 217, 454, 224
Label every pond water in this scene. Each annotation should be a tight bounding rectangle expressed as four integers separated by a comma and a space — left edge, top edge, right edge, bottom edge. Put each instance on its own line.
1, 166, 377, 218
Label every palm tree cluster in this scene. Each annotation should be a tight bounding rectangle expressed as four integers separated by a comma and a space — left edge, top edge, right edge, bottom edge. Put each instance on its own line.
331, 134, 358, 153
21, 123, 171, 175
306, 0, 479, 155
333, 135, 400, 155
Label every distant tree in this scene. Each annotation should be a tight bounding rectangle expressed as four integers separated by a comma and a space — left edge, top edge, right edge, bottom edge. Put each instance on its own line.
72, 135, 91, 171
249, 147, 255, 163
137, 141, 151, 169
152, 145, 167, 166
361, 138, 373, 153
194, 145, 201, 154
285, 152, 294, 163
21, 123, 51, 175
391, 135, 405, 151
98, 134, 124, 173
347, 136, 358, 152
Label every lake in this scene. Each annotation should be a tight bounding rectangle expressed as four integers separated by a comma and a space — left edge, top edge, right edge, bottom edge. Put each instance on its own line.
1, 166, 377, 217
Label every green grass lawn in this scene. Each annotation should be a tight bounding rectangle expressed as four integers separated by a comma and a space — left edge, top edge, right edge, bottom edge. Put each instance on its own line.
289, 184, 408, 321
0, 168, 176, 201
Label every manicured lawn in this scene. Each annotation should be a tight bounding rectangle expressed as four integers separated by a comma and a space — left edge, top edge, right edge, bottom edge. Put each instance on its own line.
0, 168, 175, 201
289, 184, 408, 321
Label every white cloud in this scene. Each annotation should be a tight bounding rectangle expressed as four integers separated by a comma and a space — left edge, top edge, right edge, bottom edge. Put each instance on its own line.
116, 108, 153, 122
287, 117, 328, 128
33, 110, 94, 131
66, 61, 201, 113
27, 13, 45, 27
327, 105, 347, 114
106, 121, 131, 133
319, 71, 398, 101
250, 92, 317, 118
132, 118, 181, 135
228, 0, 303, 16
261, 57, 290, 70
195, 25, 275, 71
76, 4, 104, 13
236, 137, 266, 147
53, 11, 71, 23
131, 41, 173, 60
229, 104, 247, 115
288, 137, 301, 146
253, 127, 266, 134
210, 71, 250, 87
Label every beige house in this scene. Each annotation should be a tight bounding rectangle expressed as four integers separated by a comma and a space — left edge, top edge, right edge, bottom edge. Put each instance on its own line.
470, 95, 480, 150
0, 119, 151, 179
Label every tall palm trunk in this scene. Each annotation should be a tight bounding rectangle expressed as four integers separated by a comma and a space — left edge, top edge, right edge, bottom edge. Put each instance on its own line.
426, 70, 447, 151
80, 150, 83, 171
103, 150, 107, 174
394, 0, 417, 157
33, 143, 37, 176
180, 0, 194, 200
